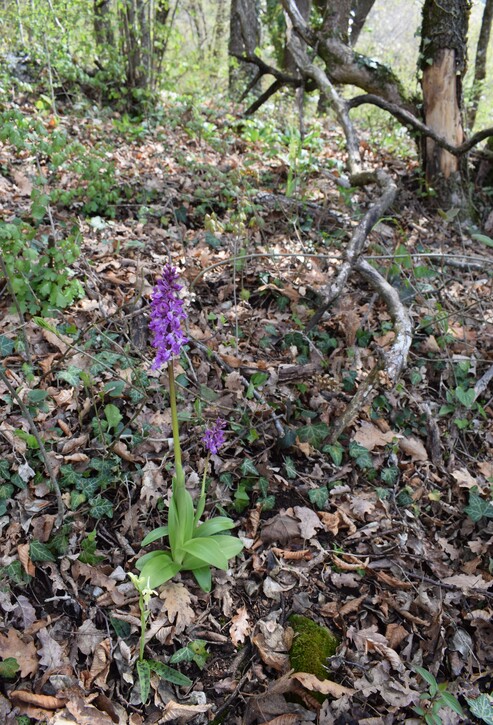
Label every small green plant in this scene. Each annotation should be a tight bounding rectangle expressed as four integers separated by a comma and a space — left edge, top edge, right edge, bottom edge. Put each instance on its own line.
170, 639, 210, 670
135, 265, 243, 593
128, 574, 192, 703
412, 665, 464, 724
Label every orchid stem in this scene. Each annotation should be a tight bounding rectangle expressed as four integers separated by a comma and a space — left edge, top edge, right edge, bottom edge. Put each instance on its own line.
167, 361, 184, 485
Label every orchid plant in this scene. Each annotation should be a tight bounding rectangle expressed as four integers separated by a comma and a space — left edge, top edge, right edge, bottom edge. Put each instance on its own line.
135, 264, 243, 593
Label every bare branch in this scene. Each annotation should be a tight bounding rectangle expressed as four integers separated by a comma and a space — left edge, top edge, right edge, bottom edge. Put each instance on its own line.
307, 170, 397, 330
349, 93, 493, 155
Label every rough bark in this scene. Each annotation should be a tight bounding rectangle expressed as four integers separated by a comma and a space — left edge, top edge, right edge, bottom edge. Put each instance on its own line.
94, 0, 114, 47
419, 0, 471, 207
468, 0, 493, 129
228, 0, 261, 98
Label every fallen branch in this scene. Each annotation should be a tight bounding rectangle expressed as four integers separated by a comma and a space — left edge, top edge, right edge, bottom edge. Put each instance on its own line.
306, 170, 397, 331
355, 259, 413, 382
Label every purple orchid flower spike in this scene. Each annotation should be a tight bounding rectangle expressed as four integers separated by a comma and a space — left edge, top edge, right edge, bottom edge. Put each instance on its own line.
202, 418, 227, 455
149, 264, 189, 369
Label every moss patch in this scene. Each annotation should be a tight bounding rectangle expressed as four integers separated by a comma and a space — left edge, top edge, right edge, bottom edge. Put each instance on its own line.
288, 614, 340, 680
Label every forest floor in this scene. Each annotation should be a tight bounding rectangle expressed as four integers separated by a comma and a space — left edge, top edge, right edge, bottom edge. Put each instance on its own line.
0, 95, 492, 725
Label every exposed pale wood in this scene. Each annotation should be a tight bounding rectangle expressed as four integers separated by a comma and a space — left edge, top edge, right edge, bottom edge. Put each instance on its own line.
422, 49, 463, 180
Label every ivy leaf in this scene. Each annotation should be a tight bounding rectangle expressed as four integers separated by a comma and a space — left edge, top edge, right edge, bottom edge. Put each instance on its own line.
455, 386, 476, 409
89, 496, 114, 520
0, 335, 14, 356
322, 442, 344, 466
466, 694, 493, 725
136, 659, 151, 703
464, 492, 493, 522
284, 456, 297, 479
103, 380, 126, 397
0, 657, 19, 679
57, 366, 82, 386
30, 540, 56, 563
104, 403, 122, 431
296, 423, 330, 449
240, 458, 258, 477
349, 441, 373, 470
309, 486, 328, 510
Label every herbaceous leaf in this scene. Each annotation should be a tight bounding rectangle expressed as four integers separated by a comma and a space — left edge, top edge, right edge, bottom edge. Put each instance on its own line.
439, 691, 464, 716
466, 694, 493, 724
194, 516, 235, 537
464, 492, 493, 522
198, 384, 219, 402
136, 659, 151, 703
30, 540, 56, 563
137, 551, 181, 589
110, 617, 131, 639
32, 316, 58, 334
141, 526, 169, 547
208, 534, 244, 559
148, 659, 192, 687
0, 335, 14, 356
27, 389, 48, 404
414, 666, 438, 695
192, 566, 212, 592
181, 537, 228, 570
296, 423, 330, 449
472, 232, 493, 248
104, 403, 122, 431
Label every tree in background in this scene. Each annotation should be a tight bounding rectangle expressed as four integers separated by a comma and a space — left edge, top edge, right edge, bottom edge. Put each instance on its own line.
229, 0, 261, 98
468, 0, 493, 129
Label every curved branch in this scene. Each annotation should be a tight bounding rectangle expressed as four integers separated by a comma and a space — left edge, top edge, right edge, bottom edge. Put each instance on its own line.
307, 170, 397, 330
349, 93, 493, 155
355, 260, 413, 382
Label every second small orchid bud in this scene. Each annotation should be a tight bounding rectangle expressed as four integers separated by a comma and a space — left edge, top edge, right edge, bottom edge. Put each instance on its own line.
202, 418, 227, 455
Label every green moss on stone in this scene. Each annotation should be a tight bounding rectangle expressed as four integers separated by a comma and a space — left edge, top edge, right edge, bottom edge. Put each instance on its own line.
288, 614, 340, 680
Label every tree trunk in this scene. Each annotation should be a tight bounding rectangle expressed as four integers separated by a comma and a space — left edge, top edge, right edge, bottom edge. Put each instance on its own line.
94, 0, 114, 47
468, 0, 493, 129
228, 0, 261, 98
419, 0, 471, 208
349, 0, 377, 46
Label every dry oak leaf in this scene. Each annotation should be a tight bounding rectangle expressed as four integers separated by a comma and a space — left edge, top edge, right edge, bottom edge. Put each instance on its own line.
260, 514, 301, 546
294, 505, 323, 539
441, 574, 493, 592
252, 618, 291, 672
76, 619, 107, 656
452, 468, 479, 489
398, 436, 428, 461
159, 582, 196, 633
140, 460, 166, 507
86, 638, 111, 690
0, 629, 38, 677
229, 606, 252, 647
318, 509, 356, 536
292, 672, 355, 698
60, 434, 89, 456
159, 699, 212, 723
353, 422, 398, 451
18, 543, 36, 577
37, 627, 67, 670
